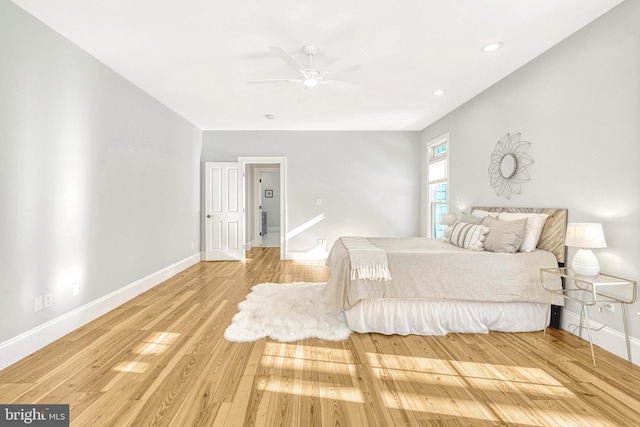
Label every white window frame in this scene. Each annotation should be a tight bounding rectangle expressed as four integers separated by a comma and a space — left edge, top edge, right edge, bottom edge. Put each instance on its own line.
426, 133, 449, 238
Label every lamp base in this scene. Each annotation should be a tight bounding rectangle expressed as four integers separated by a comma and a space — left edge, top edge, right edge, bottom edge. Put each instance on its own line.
571, 248, 600, 276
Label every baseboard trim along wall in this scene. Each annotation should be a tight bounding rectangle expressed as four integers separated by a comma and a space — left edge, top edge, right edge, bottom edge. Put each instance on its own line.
561, 309, 639, 367
0, 253, 202, 371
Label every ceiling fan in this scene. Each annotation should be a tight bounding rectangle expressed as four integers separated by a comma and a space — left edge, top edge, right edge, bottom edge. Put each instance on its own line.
248, 45, 362, 90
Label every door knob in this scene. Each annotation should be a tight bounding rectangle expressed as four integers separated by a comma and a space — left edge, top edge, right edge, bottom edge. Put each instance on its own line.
207, 215, 211, 218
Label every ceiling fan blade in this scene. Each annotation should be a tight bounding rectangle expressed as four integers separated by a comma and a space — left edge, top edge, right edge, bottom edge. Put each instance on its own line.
247, 78, 302, 84
269, 46, 306, 73
324, 49, 367, 75
323, 79, 363, 93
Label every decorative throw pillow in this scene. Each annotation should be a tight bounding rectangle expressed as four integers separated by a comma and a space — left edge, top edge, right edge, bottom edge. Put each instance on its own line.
482, 216, 528, 253
471, 209, 499, 219
445, 221, 490, 251
459, 213, 484, 225
497, 212, 549, 252
443, 225, 453, 239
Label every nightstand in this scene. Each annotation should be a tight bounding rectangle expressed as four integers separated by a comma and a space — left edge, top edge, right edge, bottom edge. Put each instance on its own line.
540, 267, 637, 367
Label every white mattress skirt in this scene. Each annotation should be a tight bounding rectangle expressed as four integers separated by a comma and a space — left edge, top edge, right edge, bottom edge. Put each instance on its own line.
344, 299, 549, 335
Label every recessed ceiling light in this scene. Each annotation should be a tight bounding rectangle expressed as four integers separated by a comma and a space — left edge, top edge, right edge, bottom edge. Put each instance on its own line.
265, 114, 275, 120
481, 42, 503, 52
432, 89, 446, 96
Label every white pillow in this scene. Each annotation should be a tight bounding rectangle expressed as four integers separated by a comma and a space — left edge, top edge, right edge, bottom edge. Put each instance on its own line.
497, 212, 549, 252
444, 221, 490, 251
471, 209, 499, 219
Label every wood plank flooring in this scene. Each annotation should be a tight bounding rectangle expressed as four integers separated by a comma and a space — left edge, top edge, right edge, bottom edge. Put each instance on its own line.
1, 247, 639, 426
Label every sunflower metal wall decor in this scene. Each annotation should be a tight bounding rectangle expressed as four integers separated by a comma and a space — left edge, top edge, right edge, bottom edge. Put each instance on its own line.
488, 133, 533, 199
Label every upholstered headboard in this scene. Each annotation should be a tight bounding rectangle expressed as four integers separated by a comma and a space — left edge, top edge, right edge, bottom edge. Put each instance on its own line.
471, 207, 568, 264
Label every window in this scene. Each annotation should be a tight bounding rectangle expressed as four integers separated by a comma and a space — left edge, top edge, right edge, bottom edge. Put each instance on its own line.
426, 134, 449, 238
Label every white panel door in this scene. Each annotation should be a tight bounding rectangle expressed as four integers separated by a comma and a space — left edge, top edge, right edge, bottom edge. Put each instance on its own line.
205, 162, 244, 261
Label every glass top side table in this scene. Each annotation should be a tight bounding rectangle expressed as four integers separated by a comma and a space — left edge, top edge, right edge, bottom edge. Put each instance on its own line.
540, 267, 637, 368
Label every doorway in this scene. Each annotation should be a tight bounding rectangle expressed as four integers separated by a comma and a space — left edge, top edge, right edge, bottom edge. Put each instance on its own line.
256, 168, 280, 247
239, 157, 287, 260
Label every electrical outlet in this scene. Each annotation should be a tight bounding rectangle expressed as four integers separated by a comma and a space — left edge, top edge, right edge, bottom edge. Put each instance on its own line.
35, 296, 43, 312
44, 294, 52, 308
72, 282, 80, 296
603, 303, 615, 312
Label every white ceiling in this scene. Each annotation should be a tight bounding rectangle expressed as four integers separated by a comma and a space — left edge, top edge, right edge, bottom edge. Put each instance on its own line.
11, 0, 622, 131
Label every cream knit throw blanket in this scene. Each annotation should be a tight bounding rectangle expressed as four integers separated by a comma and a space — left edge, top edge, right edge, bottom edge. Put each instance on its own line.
341, 236, 392, 281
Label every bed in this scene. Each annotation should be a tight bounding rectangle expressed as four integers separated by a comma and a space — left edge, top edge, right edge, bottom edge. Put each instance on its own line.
324, 207, 567, 335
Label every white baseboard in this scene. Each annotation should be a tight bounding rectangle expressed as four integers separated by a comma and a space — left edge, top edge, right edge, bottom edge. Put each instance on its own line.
561, 309, 639, 367
288, 249, 328, 261
0, 253, 202, 371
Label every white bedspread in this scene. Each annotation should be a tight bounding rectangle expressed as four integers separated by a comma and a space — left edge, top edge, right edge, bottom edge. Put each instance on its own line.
324, 237, 564, 312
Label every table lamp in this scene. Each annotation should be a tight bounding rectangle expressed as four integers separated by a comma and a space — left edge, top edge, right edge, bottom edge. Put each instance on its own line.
441, 213, 457, 226
565, 223, 607, 276
440, 213, 457, 240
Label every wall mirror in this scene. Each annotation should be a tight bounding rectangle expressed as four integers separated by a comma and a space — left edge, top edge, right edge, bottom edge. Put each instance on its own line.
488, 133, 533, 199
500, 153, 517, 178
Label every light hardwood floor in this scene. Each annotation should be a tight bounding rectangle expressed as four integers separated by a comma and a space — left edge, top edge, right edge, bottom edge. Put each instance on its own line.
1, 247, 639, 426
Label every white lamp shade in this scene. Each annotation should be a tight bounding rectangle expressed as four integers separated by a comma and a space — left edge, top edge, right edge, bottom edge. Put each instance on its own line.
565, 223, 607, 248
441, 213, 457, 226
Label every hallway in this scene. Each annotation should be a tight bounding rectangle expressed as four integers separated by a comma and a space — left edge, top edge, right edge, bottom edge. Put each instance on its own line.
261, 227, 280, 247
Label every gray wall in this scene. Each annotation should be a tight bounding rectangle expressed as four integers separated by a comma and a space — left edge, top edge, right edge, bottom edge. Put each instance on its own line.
0, 2, 202, 342
203, 131, 422, 255
421, 1, 640, 344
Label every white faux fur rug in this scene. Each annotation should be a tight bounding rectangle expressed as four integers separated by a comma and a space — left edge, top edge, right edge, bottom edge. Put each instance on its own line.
224, 282, 351, 342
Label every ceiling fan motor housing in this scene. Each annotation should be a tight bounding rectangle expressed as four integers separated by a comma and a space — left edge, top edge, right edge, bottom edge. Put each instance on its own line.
302, 44, 317, 55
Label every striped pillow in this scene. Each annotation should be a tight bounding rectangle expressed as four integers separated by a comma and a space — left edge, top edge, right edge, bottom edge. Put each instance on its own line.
445, 221, 490, 251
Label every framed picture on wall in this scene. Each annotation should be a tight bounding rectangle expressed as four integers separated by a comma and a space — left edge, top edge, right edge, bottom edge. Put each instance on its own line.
265, 189, 273, 198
